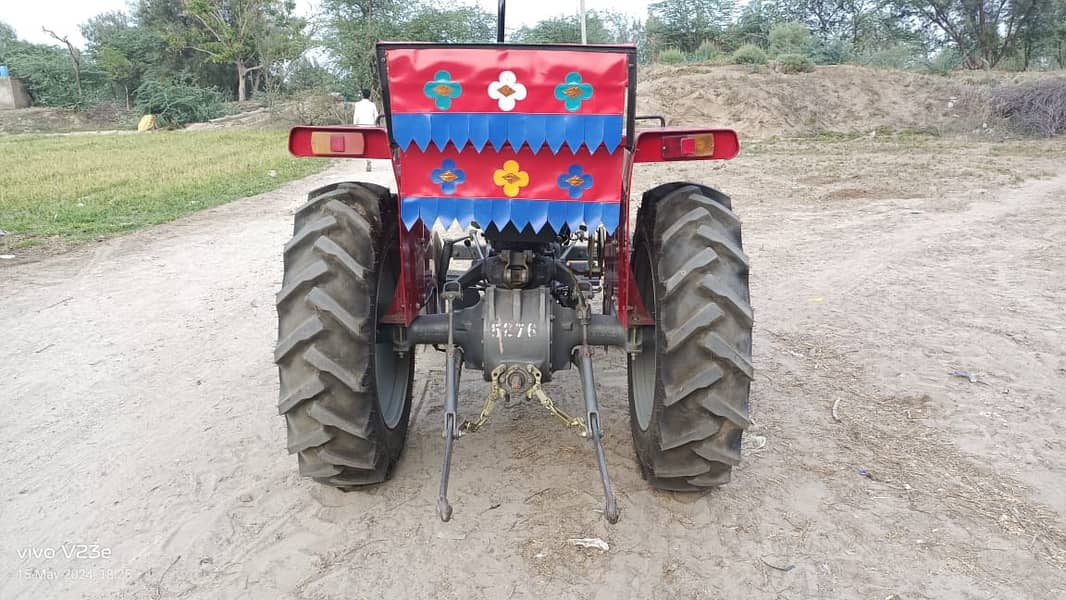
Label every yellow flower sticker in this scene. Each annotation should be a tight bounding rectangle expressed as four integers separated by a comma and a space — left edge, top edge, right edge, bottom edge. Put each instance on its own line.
493, 160, 530, 198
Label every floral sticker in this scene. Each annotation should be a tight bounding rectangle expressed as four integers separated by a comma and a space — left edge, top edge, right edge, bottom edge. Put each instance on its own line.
423, 70, 462, 110
431, 159, 466, 195
487, 70, 528, 111
493, 160, 530, 198
557, 165, 594, 199
554, 72, 594, 112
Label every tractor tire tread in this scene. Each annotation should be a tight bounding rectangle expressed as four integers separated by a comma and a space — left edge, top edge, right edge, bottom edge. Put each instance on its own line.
277, 182, 411, 489
628, 183, 753, 492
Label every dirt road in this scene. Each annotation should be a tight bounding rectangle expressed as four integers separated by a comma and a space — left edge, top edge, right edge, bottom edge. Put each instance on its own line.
2, 137, 1065, 599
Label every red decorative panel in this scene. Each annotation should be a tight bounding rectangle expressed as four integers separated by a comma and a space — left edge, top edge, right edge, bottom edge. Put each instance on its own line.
384, 47, 629, 115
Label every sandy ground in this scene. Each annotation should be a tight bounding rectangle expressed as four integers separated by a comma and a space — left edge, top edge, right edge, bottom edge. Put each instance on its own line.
2, 136, 1065, 599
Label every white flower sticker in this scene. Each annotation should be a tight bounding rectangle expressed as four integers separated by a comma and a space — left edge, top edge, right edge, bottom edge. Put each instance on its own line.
487, 71, 527, 111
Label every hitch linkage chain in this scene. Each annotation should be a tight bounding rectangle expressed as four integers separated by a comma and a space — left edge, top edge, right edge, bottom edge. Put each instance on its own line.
526, 365, 589, 438
459, 365, 506, 435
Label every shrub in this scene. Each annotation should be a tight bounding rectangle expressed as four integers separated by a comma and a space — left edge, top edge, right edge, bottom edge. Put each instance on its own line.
775, 53, 815, 74
768, 22, 812, 56
988, 79, 1066, 137
133, 80, 225, 126
289, 91, 350, 126
812, 37, 853, 65
923, 48, 962, 75
732, 44, 768, 65
857, 45, 923, 70
689, 40, 721, 63
657, 48, 685, 65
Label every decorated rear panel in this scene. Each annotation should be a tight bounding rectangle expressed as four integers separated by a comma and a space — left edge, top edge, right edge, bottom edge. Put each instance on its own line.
379, 45, 634, 233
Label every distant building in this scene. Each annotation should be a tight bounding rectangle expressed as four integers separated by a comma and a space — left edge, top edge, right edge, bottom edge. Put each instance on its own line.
0, 73, 31, 109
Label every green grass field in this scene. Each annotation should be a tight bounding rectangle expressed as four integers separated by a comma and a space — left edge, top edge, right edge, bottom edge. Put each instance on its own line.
0, 130, 329, 251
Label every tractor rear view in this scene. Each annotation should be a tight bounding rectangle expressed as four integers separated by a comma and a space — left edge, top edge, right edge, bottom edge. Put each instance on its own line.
276, 30, 752, 523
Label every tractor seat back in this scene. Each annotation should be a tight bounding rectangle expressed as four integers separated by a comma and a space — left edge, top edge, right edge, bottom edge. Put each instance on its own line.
378, 43, 635, 233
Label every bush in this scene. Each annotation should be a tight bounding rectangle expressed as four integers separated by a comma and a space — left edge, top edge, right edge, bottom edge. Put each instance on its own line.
657, 48, 685, 65
689, 40, 721, 63
988, 79, 1066, 137
775, 53, 815, 74
133, 80, 225, 126
768, 22, 812, 56
857, 45, 924, 70
923, 48, 963, 75
812, 37, 853, 65
732, 45, 768, 65
289, 91, 351, 126
287, 57, 339, 93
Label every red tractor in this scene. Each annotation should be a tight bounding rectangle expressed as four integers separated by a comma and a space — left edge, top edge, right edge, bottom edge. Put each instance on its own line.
278, 16, 751, 524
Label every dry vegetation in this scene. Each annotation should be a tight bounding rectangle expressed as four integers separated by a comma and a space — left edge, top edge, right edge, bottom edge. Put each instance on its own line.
988, 79, 1066, 137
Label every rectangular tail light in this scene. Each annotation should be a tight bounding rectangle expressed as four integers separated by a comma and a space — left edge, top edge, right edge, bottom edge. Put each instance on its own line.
288, 126, 393, 159
632, 129, 740, 163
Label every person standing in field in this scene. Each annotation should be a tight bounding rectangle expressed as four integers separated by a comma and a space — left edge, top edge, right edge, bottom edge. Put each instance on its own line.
353, 88, 379, 172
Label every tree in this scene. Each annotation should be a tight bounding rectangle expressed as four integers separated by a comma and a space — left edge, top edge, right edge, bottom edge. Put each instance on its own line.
725, 0, 791, 48
321, 0, 495, 97
251, 5, 313, 95
287, 56, 338, 91
785, 0, 879, 41
42, 27, 85, 100
513, 13, 613, 44
894, 0, 1048, 68
648, 0, 737, 53
768, 21, 813, 55
179, 0, 308, 101
81, 12, 168, 109
402, 6, 496, 43
0, 21, 17, 44
81, 11, 131, 50
601, 10, 650, 61
134, 0, 236, 94
1015, 0, 1066, 67
0, 34, 108, 108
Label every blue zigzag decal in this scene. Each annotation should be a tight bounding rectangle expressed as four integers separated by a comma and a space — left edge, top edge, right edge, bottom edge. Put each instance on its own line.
400, 197, 620, 233
392, 113, 624, 154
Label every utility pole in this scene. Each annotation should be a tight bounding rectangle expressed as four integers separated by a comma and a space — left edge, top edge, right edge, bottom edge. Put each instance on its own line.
579, 0, 587, 44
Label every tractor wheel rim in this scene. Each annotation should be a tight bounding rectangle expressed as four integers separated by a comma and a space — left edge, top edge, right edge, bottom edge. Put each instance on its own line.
375, 243, 410, 429
630, 237, 657, 431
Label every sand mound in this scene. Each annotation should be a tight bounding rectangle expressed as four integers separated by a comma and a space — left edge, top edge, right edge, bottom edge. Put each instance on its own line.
637, 64, 995, 139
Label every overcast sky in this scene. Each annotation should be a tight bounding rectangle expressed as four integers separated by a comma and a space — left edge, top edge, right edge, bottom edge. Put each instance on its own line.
3, 0, 650, 48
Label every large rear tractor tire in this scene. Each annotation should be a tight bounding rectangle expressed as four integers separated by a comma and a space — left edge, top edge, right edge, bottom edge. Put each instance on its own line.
627, 183, 754, 491
275, 182, 414, 488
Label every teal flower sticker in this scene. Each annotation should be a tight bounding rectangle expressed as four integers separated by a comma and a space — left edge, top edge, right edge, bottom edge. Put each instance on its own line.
424, 70, 462, 110
554, 72, 594, 112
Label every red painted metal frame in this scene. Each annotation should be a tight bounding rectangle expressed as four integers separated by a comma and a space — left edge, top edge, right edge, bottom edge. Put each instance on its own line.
288, 68, 741, 330
613, 127, 742, 327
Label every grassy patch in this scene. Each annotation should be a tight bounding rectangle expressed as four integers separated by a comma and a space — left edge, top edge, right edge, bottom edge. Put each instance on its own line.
0, 130, 329, 250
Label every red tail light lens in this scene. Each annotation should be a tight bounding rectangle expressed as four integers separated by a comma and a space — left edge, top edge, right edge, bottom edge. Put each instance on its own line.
309, 131, 366, 156
661, 133, 716, 159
